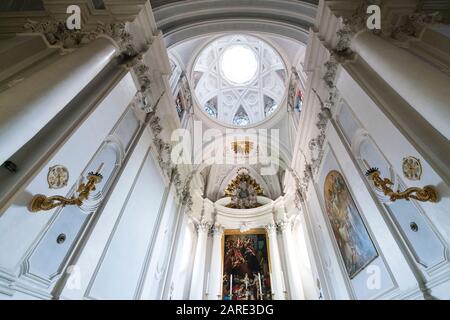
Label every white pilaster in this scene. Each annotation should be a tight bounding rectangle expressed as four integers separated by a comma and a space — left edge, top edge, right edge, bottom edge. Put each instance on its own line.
265, 223, 285, 300
208, 224, 224, 300
189, 221, 211, 299
279, 219, 305, 300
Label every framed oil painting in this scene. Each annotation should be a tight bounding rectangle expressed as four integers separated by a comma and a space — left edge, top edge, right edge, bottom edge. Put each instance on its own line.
222, 229, 272, 300
324, 170, 378, 279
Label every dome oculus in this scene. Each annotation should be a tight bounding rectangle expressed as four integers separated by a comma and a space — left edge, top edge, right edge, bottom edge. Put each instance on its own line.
220, 45, 258, 84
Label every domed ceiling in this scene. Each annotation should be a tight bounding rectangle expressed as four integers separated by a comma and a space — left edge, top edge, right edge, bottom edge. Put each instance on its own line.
191, 35, 287, 126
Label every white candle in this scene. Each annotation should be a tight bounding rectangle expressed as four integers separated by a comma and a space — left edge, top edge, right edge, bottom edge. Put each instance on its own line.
230, 274, 233, 298
258, 273, 263, 300
206, 272, 210, 294
95, 162, 104, 174
281, 271, 285, 291
270, 272, 273, 297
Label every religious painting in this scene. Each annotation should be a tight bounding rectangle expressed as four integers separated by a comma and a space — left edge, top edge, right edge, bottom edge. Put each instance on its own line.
175, 91, 185, 120
323, 170, 378, 279
222, 230, 272, 300
294, 89, 303, 113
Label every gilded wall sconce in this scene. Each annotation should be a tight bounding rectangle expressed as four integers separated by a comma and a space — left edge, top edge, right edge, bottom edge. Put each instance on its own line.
28, 163, 104, 213
365, 167, 438, 203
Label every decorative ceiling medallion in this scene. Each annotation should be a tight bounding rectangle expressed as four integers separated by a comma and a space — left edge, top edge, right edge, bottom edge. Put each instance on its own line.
47, 165, 69, 189
224, 171, 264, 209
402, 156, 422, 181
231, 141, 254, 155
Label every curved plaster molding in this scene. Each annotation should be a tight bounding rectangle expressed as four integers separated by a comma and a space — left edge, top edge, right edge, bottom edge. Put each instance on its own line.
153, 0, 317, 47
164, 20, 311, 49
214, 196, 274, 229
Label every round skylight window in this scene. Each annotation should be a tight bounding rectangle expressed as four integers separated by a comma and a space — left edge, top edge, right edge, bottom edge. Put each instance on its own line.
220, 45, 258, 84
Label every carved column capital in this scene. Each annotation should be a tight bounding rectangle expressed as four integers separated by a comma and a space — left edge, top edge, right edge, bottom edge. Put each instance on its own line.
197, 220, 212, 234
278, 219, 293, 233
212, 224, 225, 236
24, 19, 133, 52
264, 223, 278, 235
387, 12, 442, 44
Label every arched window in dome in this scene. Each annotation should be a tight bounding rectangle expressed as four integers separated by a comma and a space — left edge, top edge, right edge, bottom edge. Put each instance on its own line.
175, 92, 185, 120
294, 89, 303, 113
233, 106, 250, 126
168, 55, 182, 95
264, 95, 277, 116
204, 97, 218, 118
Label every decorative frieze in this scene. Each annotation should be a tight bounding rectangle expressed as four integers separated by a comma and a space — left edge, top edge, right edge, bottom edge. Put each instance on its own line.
24, 18, 154, 92
24, 19, 133, 51
388, 12, 443, 43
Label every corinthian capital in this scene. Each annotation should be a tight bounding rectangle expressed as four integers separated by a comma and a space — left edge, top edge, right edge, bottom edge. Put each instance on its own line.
388, 12, 442, 43
264, 223, 278, 235
197, 220, 211, 233
278, 219, 293, 232
212, 224, 225, 236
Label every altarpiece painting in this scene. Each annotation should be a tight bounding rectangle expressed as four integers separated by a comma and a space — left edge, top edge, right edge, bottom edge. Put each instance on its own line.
222, 230, 272, 300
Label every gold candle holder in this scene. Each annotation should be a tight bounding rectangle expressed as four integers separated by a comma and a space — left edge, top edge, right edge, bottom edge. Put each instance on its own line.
365, 167, 438, 203
28, 163, 104, 213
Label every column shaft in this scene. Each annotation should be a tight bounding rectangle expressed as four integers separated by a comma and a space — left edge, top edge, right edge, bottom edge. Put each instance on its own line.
280, 221, 305, 300
265, 224, 285, 300
0, 37, 117, 164
208, 225, 224, 300
189, 223, 210, 299
352, 31, 450, 140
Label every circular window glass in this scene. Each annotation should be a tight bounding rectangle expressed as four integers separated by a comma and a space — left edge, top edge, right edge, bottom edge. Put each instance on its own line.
220, 45, 258, 84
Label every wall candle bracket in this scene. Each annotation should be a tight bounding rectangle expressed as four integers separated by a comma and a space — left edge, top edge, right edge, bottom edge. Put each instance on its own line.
28, 163, 104, 213
365, 167, 438, 203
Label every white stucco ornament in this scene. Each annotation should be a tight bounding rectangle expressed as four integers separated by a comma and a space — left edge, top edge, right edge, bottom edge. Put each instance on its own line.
240, 223, 251, 233
402, 156, 422, 181
47, 165, 69, 189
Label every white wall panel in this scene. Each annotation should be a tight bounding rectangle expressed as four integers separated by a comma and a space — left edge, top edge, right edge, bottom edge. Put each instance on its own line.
140, 186, 179, 299
87, 150, 165, 299
0, 73, 135, 277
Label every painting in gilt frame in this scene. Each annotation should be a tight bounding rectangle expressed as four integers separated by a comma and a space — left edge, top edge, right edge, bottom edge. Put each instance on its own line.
324, 170, 378, 279
222, 229, 272, 300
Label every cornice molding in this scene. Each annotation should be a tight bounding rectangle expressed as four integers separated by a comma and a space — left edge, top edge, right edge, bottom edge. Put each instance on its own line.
153, 0, 317, 47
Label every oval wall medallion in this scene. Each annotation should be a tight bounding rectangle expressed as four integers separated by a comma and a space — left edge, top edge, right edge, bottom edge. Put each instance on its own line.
47, 165, 69, 189
402, 156, 422, 181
